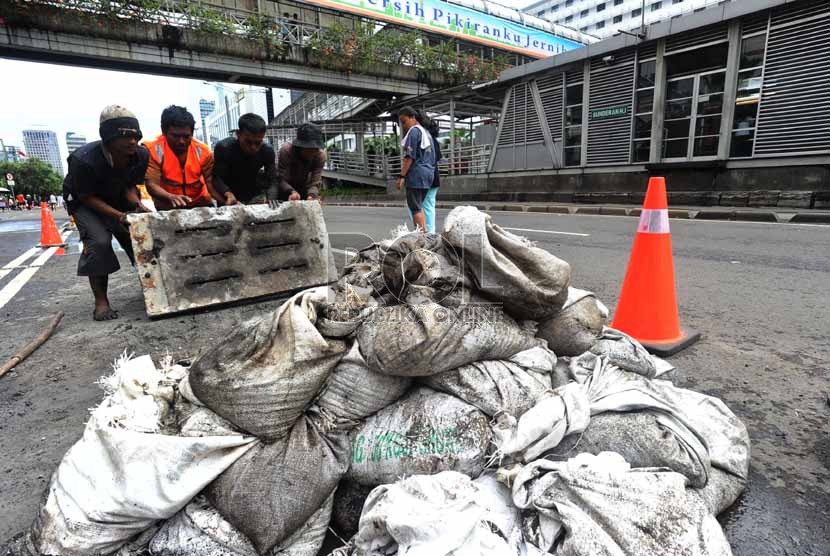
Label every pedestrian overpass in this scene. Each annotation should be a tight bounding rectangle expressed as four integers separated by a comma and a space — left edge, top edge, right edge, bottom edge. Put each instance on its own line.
1, 0, 593, 98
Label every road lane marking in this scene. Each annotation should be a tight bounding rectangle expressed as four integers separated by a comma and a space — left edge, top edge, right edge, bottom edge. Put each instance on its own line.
0, 231, 72, 310
0, 247, 41, 280
505, 227, 590, 237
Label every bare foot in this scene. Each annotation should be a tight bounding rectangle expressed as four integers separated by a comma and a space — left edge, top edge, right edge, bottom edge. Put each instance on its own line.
93, 305, 119, 321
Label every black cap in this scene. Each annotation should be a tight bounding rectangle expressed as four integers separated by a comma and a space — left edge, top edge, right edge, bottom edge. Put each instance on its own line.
293, 122, 325, 150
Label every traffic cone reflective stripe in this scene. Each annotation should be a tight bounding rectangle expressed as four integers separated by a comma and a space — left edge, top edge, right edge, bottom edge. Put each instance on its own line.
37, 202, 67, 249
611, 177, 700, 356
636, 209, 671, 234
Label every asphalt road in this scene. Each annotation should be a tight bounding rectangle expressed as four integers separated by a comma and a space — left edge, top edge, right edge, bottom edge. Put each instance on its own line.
0, 205, 828, 555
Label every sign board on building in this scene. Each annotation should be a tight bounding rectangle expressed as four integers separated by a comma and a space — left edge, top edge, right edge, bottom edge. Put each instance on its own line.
302, 0, 584, 58
590, 105, 629, 121
4, 173, 14, 186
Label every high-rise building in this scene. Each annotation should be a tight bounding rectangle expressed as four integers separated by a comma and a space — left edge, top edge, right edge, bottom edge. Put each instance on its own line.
198, 99, 217, 143
525, 0, 733, 39
199, 99, 216, 120
65, 132, 87, 155
1, 145, 24, 163
22, 129, 64, 175
203, 87, 289, 147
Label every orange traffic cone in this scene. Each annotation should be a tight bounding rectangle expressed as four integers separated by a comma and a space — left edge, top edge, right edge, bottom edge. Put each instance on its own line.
37, 202, 66, 249
611, 177, 700, 356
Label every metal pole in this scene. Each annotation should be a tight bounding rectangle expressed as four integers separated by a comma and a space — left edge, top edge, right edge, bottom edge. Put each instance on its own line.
449, 99, 456, 175
224, 95, 233, 138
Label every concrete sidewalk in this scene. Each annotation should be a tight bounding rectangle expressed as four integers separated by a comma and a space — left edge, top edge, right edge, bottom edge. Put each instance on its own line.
325, 198, 830, 224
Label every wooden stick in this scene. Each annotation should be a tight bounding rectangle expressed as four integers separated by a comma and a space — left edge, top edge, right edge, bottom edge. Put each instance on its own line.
0, 311, 64, 378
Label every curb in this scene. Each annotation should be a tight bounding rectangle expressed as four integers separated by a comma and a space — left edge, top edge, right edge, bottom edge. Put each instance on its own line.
789, 213, 830, 224
695, 210, 735, 221
734, 212, 778, 223
324, 202, 830, 225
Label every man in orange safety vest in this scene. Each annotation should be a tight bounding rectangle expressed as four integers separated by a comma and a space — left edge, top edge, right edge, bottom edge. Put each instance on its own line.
144, 105, 220, 210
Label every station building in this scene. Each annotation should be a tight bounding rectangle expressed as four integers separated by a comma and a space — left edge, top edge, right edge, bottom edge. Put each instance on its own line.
475, 0, 830, 208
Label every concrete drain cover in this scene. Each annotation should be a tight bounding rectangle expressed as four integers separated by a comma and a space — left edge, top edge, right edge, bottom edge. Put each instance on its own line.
128, 202, 337, 317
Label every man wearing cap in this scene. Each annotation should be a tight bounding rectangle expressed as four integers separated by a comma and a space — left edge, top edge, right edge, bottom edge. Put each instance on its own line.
277, 123, 327, 201
212, 113, 279, 205
144, 105, 219, 210
63, 105, 150, 321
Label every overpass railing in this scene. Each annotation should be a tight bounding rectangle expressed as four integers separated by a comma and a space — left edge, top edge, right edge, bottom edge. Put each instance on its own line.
325, 145, 492, 182
9, 0, 510, 82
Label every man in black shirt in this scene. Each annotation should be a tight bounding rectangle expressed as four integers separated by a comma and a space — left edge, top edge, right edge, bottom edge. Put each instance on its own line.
63, 105, 149, 321
212, 113, 278, 205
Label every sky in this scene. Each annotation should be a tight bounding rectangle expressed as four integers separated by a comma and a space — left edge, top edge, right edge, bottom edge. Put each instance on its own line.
0, 58, 256, 167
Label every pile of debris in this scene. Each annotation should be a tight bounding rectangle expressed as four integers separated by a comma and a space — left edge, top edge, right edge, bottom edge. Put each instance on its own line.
11, 206, 750, 556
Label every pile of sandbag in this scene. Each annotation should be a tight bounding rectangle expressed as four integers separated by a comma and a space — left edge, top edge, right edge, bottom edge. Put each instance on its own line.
14, 206, 750, 556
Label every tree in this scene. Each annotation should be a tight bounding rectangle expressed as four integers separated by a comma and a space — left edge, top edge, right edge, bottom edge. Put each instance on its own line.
0, 158, 62, 197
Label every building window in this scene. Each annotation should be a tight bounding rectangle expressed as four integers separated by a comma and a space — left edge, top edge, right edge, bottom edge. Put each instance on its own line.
552, 4, 559, 11
614, 0, 624, 4
597, 3, 606, 12
580, 26, 590, 32
613, 14, 623, 23
651, 2, 662, 11
564, 79, 584, 167
730, 33, 766, 158
596, 21, 606, 29
565, 15, 573, 22
580, 9, 589, 17
565, 0, 573, 6
632, 58, 656, 162
632, 8, 642, 17
672, 0, 683, 3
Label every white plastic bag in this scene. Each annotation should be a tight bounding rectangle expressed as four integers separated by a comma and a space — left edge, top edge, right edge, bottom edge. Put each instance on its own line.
28, 357, 257, 556
353, 471, 517, 556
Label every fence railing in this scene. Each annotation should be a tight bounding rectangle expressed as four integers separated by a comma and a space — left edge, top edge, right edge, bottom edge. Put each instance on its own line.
324, 144, 492, 181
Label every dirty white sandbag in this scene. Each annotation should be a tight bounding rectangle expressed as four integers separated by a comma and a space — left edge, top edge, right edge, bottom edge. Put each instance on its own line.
421, 347, 555, 418
150, 492, 334, 556
207, 414, 349, 555
588, 327, 657, 378
340, 241, 388, 294
314, 341, 411, 425
549, 410, 709, 487
353, 471, 517, 556
149, 496, 256, 555
442, 206, 571, 321
189, 287, 351, 441
358, 297, 541, 377
507, 345, 557, 375
317, 283, 378, 338
511, 453, 733, 556
691, 466, 747, 515
177, 403, 243, 438
28, 357, 257, 556
347, 387, 491, 486
536, 288, 608, 356
491, 383, 591, 463
380, 232, 465, 300
572, 352, 750, 490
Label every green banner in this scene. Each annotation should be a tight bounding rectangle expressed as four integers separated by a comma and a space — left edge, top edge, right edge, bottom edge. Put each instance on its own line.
590, 105, 630, 121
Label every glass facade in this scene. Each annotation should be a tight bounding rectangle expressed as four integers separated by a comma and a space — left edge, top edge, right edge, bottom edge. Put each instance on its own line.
632, 59, 655, 162
730, 32, 766, 157
564, 77, 584, 166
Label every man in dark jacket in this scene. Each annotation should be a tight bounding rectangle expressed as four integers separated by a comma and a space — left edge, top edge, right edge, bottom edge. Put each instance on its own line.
212, 113, 279, 205
277, 123, 326, 201
63, 105, 149, 321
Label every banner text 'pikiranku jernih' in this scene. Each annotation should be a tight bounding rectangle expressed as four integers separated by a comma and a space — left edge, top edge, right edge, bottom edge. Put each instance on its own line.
304, 0, 586, 59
